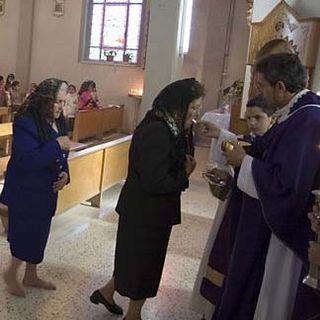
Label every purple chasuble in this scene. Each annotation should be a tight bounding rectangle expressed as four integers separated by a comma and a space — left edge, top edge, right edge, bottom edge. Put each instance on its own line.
203, 91, 320, 320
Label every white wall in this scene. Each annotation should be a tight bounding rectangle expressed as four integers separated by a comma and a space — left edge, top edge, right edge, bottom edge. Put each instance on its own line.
200, 0, 250, 112
15, 0, 34, 90
28, 0, 144, 131
0, 0, 21, 77
182, 0, 210, 80
0, 0, 252, 128
139, 0, 184, 118
253, 0, 320, 22
223, 0, 250, 94
251, 0, 320, 92
291, 0, 320, 17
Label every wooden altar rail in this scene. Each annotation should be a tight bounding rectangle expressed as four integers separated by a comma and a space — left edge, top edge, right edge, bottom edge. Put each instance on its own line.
0, 122, 12, 160
0, 121, 131, 216
56, 136, 131, 214
0, 122, 12, 137
72, 105, 124, 142
0, 133, 131, 217
0, 136, 131, 229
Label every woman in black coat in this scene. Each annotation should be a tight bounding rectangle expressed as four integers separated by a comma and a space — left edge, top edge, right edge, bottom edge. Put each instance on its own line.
90, 78, 204, 320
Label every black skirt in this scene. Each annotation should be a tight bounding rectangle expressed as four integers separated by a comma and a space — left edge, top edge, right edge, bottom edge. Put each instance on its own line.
114, 215, 172, 300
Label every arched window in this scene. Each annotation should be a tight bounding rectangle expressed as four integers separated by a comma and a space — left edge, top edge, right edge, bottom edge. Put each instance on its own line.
82, 0, 147, 65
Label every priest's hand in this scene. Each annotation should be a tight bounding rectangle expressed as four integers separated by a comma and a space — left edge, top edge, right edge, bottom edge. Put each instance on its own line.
224, 143, 246, 167
308, 241, 320, 267
198, 121, 221, 139
53, 171, 69, 192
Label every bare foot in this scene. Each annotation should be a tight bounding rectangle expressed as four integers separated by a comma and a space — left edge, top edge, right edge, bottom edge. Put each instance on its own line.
22, 277, 56, 290
3, 271, 26, 297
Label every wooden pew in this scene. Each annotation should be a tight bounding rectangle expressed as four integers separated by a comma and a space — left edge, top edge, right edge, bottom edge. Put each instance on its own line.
72, 105, 124, 142
0, 107, 10, 123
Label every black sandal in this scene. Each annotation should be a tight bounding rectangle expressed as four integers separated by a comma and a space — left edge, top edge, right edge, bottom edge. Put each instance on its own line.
90, 290, 123, 315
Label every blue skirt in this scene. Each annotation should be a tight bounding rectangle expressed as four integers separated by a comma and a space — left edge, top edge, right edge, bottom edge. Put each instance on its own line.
7, 190, 58, 264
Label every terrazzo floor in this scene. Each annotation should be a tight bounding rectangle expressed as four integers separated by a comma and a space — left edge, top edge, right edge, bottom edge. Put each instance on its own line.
0, 146, 218, 320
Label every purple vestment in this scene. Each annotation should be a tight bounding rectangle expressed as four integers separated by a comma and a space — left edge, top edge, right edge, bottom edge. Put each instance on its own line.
201, 91, 320, 320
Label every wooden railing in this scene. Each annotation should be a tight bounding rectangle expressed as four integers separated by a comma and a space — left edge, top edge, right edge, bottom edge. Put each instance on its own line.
0, 122, 12, 171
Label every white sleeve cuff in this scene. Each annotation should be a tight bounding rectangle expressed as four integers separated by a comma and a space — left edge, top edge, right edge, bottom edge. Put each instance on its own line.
237, 155, 259, 199
210, 129, 237, 165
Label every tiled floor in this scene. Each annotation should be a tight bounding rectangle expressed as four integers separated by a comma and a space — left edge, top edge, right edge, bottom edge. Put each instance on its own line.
0, 146, 218, 320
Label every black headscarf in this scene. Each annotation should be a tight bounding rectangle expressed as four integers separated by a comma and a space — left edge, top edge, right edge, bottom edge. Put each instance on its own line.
152, 78, 204, 136
18, 78, 68, 143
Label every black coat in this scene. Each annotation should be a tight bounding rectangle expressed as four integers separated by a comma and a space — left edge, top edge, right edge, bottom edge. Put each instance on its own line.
116, 111, 189, 227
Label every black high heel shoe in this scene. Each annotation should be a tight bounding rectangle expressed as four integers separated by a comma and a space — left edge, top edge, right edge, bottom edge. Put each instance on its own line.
90, 290, 123, 315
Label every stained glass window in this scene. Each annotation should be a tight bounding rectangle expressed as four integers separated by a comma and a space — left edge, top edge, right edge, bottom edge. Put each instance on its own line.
85, 0, 145, 64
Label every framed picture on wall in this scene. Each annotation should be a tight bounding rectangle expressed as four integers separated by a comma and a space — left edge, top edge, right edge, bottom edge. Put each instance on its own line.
0, 0, 6, 16
53, 0, 65, 17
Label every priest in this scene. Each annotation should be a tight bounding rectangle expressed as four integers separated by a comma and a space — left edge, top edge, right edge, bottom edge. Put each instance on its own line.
211, 53, 320, 320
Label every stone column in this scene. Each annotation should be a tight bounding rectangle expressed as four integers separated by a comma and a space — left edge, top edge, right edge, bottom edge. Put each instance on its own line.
139, 0, 185, 119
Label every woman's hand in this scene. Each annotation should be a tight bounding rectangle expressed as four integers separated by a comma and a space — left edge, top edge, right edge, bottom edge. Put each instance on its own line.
53, 171, 68, 192
185, 155, 196, 177
224, 142, 246, 167
198, 121, 221, 138
57, 136, 72, 151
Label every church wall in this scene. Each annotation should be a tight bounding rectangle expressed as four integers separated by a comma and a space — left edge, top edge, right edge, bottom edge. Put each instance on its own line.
181, 0, 210, 81
29, 0, 144, 132
253, 0, 320, 22
0, 0, 252, 125
199, 0, 250, 113
139, 0, 185, 118
225, 0, 251, 99
0, 0, 21, 78
252, 0, 320, 92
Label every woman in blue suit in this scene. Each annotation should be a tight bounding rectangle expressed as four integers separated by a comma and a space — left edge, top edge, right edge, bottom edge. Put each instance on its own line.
1, 79, 72, 297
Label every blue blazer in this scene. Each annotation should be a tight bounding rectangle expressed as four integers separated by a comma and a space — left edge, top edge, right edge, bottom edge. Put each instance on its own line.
1, 115, 69, 215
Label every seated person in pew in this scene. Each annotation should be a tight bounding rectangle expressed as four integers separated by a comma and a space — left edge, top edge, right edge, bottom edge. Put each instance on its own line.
11, 81, 23, 119
0, 82, 8, 107
24, 82, 37, 101
64, 84, 78, 131
1, 78, 73, 297
190, 95, 276, 320
78, 80, 99, 110
5, 73, 15, 92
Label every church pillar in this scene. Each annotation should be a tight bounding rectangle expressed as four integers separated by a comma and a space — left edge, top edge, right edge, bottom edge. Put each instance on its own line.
15, 0, 35, 91
139, 0, 186, 119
